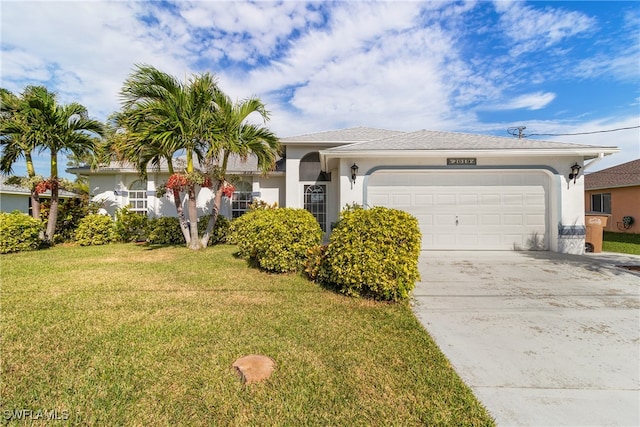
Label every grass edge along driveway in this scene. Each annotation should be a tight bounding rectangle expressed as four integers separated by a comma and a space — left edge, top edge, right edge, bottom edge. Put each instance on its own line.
1, 244, 494, 426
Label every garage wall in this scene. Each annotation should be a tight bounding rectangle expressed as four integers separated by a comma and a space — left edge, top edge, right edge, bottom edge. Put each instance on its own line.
333, 155, 586, 254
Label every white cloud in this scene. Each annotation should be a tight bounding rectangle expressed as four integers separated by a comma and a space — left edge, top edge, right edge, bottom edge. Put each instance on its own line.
494, 1, 596, 56
481, 92, 556, 111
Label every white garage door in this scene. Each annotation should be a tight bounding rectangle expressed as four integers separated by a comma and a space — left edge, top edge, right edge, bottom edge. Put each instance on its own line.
367, 170, 549, 250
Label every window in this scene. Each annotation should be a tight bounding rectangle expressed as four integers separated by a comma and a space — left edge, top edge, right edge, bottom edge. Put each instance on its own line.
591, 193, 611, 214
129, 180, 147, 215
299, 152, 331, 181
231, 181, 253, 218
304, 184, 326, 231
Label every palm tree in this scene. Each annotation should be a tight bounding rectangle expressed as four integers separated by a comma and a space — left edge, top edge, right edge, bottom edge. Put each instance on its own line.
23, 86, 105, 242
0, 87, 43, 219
119, 65, 221, 249
106, 111, 191, 243
199, 92, 280, 247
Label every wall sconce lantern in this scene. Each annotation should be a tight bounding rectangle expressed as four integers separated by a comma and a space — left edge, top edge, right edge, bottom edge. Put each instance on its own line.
350, 163, 359, 183
568, 163, 582, 184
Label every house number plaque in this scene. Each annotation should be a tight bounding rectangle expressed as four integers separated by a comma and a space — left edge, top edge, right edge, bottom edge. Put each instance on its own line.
447, 158, 477, 166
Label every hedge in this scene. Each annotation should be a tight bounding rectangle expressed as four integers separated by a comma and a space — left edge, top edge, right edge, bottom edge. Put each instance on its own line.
229, 208, 323, 273
319, 206, 421, 301
0, 211, 44, 254
75, 214, 115, 246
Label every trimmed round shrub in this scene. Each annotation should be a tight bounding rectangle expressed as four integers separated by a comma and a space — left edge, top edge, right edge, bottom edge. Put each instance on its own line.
321, 206, 421, 301
75, 214, 115, 246
197, 215, 230, 245
114, 207, 148, 242
147, 217, 184, 245
0, 211, 44, 254
229, 208, 323, 273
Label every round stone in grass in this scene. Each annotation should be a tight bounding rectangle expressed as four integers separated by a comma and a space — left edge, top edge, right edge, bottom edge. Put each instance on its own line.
232, 354, 275, 384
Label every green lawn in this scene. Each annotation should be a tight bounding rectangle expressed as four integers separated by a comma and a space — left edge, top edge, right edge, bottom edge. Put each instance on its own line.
603, 232, 640, 255
0, 244, 494, 426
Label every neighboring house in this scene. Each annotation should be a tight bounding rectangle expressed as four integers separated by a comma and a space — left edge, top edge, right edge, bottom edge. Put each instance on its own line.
68, 127, 619, 254
0, 177, 78, 215
584, 159, 640, 234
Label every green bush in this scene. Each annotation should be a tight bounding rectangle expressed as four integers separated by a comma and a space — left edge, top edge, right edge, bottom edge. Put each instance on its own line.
75, 214, 115, 246
0, 211, 44, 254
147, 217, 184, 245
197, 215, 230, 245
321, 207, 422, 302
114, 207, 148, 242
229, 208, 323, 273
40, 198, 100, 243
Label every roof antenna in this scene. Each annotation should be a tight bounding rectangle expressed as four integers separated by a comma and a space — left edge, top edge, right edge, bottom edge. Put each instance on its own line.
507, 126, 527, 139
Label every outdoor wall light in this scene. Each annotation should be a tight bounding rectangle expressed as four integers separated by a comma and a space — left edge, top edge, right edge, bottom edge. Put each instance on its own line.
351, 163, 359, 183
568, 163, 582, 184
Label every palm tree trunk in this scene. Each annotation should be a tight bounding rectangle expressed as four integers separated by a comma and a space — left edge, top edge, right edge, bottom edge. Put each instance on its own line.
173, 188, 191, 244
186, 184, 201, 250
25, 153, 41, 221
167, 158, 190, 244
200, 180, 223, 247
45, 151, 59, 243
45, 180, 59, 243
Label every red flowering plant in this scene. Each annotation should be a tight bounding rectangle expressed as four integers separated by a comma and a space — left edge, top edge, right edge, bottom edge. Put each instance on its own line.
163, 172, 214, 196
222, 182, 235, 198
34, 179, 60, 195
166, 174, 189, 192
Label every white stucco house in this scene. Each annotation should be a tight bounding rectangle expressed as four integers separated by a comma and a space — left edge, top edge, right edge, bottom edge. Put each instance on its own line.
67, 127, 618, 254
0, 178, 78, 214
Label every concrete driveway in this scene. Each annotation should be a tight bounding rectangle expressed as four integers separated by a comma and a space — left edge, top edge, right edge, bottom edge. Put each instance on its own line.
412, 251, 640, 427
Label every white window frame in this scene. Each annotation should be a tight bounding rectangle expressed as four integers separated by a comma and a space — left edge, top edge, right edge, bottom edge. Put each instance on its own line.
231, 181, 253, 218
128, 180, 148, 215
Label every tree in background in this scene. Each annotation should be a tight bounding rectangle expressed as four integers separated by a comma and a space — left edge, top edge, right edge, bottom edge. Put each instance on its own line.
0, 85, 104, 243
0, 87, 44, 220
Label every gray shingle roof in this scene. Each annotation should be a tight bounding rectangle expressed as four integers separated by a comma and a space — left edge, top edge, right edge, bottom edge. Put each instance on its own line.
67, 154, 284, 175
280, 126, 406, 144
0, 177, 77, 198
325, 129, 614, 152
585, 159, 640, 190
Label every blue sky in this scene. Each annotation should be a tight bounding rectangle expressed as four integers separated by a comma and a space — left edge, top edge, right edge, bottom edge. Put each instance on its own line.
1, 0, 639, 179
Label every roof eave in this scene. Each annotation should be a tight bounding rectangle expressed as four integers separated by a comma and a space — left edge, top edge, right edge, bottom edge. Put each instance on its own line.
585, 183, 640, 191
320, 147, 619, 158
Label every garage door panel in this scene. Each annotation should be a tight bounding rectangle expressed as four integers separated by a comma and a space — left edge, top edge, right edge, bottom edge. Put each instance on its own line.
459, 194, 478, 205
526, 214, 546, 226
503, 193, 524, 205
367, 170, 549, 250
458, 214, 477, 225
415, 194, 434, 205
437, 194, 456, 205
392, 194, 411, 205
481, 214, 501, 226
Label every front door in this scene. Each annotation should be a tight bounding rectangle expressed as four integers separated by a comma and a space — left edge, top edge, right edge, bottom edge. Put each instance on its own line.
304, 184, 327, 232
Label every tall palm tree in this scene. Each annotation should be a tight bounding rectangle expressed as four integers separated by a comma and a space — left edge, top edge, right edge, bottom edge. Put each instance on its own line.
24, 86, 105, 242
106, 111, 191, 243
119, 65, 221, 249
0, 87, 42, 219
200, 92, 280, 247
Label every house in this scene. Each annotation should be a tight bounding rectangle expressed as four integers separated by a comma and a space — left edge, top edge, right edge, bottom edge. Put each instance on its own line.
0, 177, 78, 215
68, 127, 619, 254
584, 159, 640, 233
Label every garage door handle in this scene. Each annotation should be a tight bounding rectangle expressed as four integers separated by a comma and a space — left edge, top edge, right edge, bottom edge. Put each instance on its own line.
456, 216, 459, 226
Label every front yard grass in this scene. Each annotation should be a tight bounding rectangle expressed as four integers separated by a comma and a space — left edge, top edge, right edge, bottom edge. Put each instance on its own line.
1, 244, 494, 426
603, 231, 640, 255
